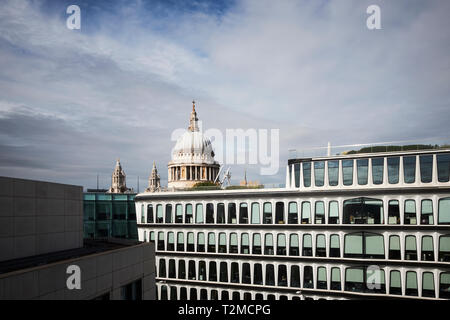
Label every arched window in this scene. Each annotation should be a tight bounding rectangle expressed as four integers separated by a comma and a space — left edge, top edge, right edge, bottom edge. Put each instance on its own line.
264, 233, 274, 255
343, 197, 383, 224
405, 235, 417, 260
278, 265, 288, 286
168, 286, 176, 300
198, 261, 206, 281
157, 231, 164, 250
344, 232, 384, 259
229, 233, 238, 253
188, 260, 196, 280
388, 200, 400, 224
316, 234, 326, 257
168, 259, 176, 278
231, 262, 239, 283
253, 233, 262, 254
217, 203, 225, 223
147, 204, 154, 223
160, 285, 168, 300
228, 203, 237, 224
438, 198, 450, 225
301, 201, 311, 224
330, 234, 340, 257
303, 162, 311, 187
218, 232, 227, 253
221, 290, 229, 299
219, 262, 228, 282
345, 267, 364, 292
303, 266, 313, 288
175, 260, 185, 281
372, 158, 384, 185
165, 204, 172, 223
177, 232, 184, 251
420, 155, 433, 183
210, 289, 218, 300
342, 159, 354, 186
404, 200, 417, 225
232, 291, 240, 300
159, 259, 166, 278
405, 271, 418, 296
389, 270, 401, 295
189, 288, 197, 300
439, 235, 450, 262
275, 202, 285, 224
302, 234, 312, 256
317, 267, 327, 289
422, 272, 435, 298
437, 153, 450, 182
439, 272, 450, 299
421, 199, 434, 225
387, 157, 400, 184
185, 204, 193, 223
175, 204, 183, 223
197, 232, 205, 252
289, 234, 299, 256
241, 233, 250, 254
328, 201, 339, 224
251, 202, 260, 224
315, 201, 325, 224
314, 161, 325, 186
421, 236, 434, 261
263, 202, 272, 224
290, 265, 301, 287
288, 202, 298, 224
180, 287, 187, 299
150, 231, 155, 242
403, 156, 416, 183
156, 204, 163, 223
242, 263, 251, 284
328, 160, 339, 186
389, 235, 401, 259
331, 267, 341, 290
195, 203, 204, 223
277, 234, 286, 255
239, 202, 249, 224
140, 204, 145, 223
206, 203, 214, 223
167, 232, 174, 251
265, 264, 275, 286
187, 232, 194, 252
254, 263, 263, 285
357, 159, 369, 185
208, 232, 216, 253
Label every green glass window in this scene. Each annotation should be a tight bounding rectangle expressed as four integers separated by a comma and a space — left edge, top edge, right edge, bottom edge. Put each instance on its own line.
328, 201, 339, 224
387, 157, 399, 184
156, 204, 163, 223
328, 160, 339, 186
195, 203, 203, 223
263, 202, 272, 224
342, 160, 354, 186
175, 204, 183, 223
372, 158, 384, 184
437, 153, 450, 182
438, 198, 450, 225
314, 161, 325, 187
406, 271, 418, 296
165, 204, 172, 223
303, 162, 311, 187
315, 201, 325, 224
389, 270, 401, 295
294, 163, 300, 188
420, 155, 433, 183
217, 203, 225, 223
421, 199, 434, 225
288, 201, 298, 224
185, 204, 193, 223
403, 156, 416, 184
439, 272, 450, 298
251, 202, 260, 224
404, 199, 417, 225
422, 272, 435, 297
357, 159, 369, 185
439, 235, 450, 262
301, 201, 311, 224
345, 268, 364, 292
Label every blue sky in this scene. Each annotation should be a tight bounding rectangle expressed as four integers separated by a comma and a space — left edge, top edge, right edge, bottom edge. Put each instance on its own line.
0, 0, 449, 190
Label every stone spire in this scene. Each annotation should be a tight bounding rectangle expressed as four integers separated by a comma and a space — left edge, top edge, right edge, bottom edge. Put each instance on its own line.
146, 161, 161, 192
108, 158, 130, 193
188, 100, 199, 132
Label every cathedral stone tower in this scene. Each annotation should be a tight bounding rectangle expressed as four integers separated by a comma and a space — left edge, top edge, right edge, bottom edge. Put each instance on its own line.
146, 161, 161, 192
108, 159, 131, 193
167, 101, 220, 189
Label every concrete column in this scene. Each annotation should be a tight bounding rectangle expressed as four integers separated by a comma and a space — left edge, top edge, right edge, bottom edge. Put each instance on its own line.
368, 158, 373, 186
324, 160, 329, 188
383, 157, 388, 185
415, 155, 421, 185
352, 159, 357, 186
399, 156, 404, 185
432, 154, 438, 183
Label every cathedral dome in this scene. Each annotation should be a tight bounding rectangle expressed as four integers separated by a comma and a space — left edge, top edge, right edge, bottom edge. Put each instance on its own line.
171, 130, 216, 164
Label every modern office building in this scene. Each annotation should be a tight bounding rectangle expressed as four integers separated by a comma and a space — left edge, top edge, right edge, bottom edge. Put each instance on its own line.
134, 104, 450, 300
0, 176, 155, 300
83, 192, 138, 240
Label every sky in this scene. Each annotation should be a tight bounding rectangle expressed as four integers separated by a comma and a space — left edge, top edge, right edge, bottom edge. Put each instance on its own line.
0, 0, 449, 190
